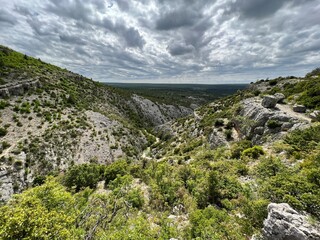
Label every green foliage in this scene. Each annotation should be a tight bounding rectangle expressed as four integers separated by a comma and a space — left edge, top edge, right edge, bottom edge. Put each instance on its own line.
267, 119, 282, 129
0, 100, 9, 109
231, 140, 252, 159
0, 178, 82, 239
0, 127, 7, 137
243, 199, 269, 228
63, 164, 105, 191
306, 67, 320, 78
284, 125, 320, 156
190, 206, 246, 239
255, 157, 285, 178
214, 119, 224, 127
242, 146, 264, 159
104, 160, 129, 185
283, 77, 320, 109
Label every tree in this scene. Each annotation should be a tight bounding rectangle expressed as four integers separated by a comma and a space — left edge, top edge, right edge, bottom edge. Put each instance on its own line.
0, 177, 83, 239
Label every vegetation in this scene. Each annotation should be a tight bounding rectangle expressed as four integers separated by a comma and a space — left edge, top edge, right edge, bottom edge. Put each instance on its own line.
0, 46, 319, 239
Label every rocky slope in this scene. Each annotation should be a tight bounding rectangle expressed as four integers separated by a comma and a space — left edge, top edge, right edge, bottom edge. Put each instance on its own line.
0, 45, 192, 201
0, 45, 320, 239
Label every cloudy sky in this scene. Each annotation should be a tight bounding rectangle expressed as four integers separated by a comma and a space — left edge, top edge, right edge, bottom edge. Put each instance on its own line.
0, 0, 319, 83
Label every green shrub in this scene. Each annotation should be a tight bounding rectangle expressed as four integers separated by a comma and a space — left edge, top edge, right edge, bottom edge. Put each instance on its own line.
0, 127, 7, 137
225, 129, 232, 140
0, 100, 9, 109
269, 79, 278, 86
127, 189, 144, 209
267, 120, 282, 129
1, 141, 10, 149
242, 146, 264, 159
284, 125, 320, 155
63, 164, 105, 191
214, 119, 224, 127
243, 199, 269, 228
104, 160, 129, 185
231, 140, 252, 159
255, 157, 285, 178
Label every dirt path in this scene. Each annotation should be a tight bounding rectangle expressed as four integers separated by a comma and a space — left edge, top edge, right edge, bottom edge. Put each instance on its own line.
276, 104, 311, 122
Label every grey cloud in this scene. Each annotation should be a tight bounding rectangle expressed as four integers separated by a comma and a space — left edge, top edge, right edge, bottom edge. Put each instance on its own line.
156, 9, 201, 30
46, 0, 145, 49
26, 17, 53, 36
226, 0, 318, 20
227, 0, 289, 19
120, 27, 145, 48
14, 5, 34, 16
59, 34, 86, 45
168, 42, 194, 56
0, 9, 18, 25
46, 0, 95, 22
115, 0, 130, 11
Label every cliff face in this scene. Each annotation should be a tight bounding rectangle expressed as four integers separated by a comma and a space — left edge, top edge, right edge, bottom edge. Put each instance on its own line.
131, 94, 193, 126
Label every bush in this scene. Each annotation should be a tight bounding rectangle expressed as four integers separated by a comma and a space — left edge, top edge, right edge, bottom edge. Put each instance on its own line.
242, 146, 264, 159
0, 127, 7, 137
214, 119, 224, 127
306, 67, 320, 78
269, 79, 278, 86
267, 120, 282, 129
127, 189, 144, 209
0, 100, 9, 109
255, 157, 285, 178
63, 164, 105, 191
104, 160, 129, 185
231, 140, 252, 159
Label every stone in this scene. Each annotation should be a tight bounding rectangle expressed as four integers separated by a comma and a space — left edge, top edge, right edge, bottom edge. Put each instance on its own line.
261, 203, 320, 240
254, 127, 264, 135
281, 122, 293, 131
310, 110, 320, 121
293, 104, 306, 113
274, 93, 285, 103
262, 95, 278, 108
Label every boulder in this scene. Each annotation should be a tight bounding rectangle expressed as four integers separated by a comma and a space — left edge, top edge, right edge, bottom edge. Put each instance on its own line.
262, 95, 278, 108
293, 104, 306, 113
310, 110, 320, 121
261, 203, 320, 240
274, 93, 285, 103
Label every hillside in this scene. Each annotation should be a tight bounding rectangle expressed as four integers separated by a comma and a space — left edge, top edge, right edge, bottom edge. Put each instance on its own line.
0, 45, 195, 201
0, 46, 320, 239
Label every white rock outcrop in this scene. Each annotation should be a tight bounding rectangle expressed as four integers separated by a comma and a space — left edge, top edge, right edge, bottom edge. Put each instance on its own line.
262, 203, 320, 240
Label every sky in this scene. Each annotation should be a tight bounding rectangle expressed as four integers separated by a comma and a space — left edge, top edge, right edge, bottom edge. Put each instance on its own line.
0, 0, 319, 84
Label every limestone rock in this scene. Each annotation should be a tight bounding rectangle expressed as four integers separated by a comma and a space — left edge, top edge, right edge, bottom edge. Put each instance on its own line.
293, 104, 306, 113
262, 203, 320, 240
310, 110, 320, 121
262, 95, 278, 108
236, 97, 309, 144
274, 93, 285, 103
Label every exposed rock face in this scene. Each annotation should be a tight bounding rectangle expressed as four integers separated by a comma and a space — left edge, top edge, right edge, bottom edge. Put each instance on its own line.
0, 79, 40, 98
236, 97, 309, 144
274, 93, 285, 103
131, 94, 193, 126
262, 95, 278, 108
262, 203, 320, 240
208, 129, 228, 149
293, 104, 307, 113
